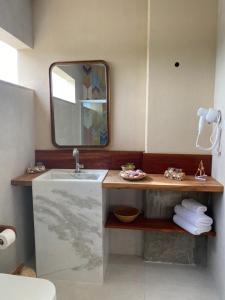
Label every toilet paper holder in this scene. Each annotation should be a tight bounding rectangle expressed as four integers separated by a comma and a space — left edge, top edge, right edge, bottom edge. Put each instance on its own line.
0, 225, 16, 245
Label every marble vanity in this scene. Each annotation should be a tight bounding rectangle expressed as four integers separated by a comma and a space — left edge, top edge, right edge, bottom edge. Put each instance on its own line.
32, 169, 108, 284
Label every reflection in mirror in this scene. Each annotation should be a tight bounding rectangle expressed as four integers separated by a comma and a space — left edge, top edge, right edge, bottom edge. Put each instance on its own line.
50, 61, 109, 147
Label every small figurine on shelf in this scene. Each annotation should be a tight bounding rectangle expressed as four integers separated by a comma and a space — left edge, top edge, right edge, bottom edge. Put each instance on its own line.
195, 160, 207, 181
121, 163, 135, 171
164, 167, 186, 181
26, 162, 46, 174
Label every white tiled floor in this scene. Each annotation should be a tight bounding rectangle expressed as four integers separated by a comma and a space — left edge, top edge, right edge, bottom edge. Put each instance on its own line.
49, 255, 219, 300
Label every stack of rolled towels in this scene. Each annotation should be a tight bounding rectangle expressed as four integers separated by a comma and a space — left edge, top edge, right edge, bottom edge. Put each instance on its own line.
173, 199, 213, 235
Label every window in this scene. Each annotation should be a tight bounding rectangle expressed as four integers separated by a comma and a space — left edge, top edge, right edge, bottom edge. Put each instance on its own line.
52, 66, 76, 103
0, 41, 18, 84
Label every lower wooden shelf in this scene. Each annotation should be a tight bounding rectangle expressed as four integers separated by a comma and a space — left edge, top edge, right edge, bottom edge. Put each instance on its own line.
105, 213, 216, 237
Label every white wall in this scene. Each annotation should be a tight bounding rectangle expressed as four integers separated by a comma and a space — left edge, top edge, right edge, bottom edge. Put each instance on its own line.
0, 81, 35, 273
0, 0, 33, 48
208, 0, 225, 298
18, 0, 148, 150
146, 0, 217, 153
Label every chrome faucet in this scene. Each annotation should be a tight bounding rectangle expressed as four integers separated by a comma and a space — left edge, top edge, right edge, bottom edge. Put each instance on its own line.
73, 148, 84, 173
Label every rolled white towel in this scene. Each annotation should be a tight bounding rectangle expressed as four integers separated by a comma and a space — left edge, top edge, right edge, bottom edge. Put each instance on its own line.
182, 199, 207, 214
174, 205, 213, 227
173, 214, 212, 235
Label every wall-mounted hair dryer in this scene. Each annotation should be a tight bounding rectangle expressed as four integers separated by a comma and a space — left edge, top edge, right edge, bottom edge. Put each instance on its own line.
196, 107, 222, 155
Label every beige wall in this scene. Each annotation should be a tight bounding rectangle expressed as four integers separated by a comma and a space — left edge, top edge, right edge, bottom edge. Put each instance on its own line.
209, 0, 225, 298
18, 0, 148, 150
18, 0, 217, 153
146, 0, 217, 153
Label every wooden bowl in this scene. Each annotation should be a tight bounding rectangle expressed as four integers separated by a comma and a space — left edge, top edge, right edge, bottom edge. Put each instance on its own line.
113, 206, 140, 223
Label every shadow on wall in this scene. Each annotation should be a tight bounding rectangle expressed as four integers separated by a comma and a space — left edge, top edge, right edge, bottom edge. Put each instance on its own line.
0, 81, 35, 273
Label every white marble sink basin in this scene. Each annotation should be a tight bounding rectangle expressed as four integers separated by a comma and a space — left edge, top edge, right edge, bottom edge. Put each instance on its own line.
35, 169, 108, 182
32, 168, 109, 283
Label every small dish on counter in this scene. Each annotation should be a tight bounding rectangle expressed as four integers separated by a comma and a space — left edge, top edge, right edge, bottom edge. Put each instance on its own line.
120, 169, 147, 181
113, 206, 140, 223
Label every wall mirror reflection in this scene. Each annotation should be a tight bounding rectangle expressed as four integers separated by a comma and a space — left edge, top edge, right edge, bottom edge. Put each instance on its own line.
49, 60, 110, 147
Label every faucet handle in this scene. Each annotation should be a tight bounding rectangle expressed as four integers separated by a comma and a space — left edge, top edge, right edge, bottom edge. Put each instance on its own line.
73, 148, 78, 158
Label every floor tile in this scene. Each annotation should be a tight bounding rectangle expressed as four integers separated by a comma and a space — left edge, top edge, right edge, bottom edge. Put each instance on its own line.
105, 254, 145, 283
144, 262, 219, 300
45, 255, 219, 300
53, 278, 145, 300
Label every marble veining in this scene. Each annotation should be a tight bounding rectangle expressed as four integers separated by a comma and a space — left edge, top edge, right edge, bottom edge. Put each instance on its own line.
32, 170, 108, 284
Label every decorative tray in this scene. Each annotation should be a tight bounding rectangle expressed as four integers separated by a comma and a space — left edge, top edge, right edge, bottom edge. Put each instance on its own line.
120, 170, 147, 181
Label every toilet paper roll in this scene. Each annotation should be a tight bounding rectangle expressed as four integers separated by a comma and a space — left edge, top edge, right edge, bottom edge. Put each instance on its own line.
0, 229, 16, 250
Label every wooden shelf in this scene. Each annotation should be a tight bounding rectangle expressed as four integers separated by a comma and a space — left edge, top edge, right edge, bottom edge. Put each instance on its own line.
105, 213, 216, 237
11, 171, 48, 187
103, 170, 224, 192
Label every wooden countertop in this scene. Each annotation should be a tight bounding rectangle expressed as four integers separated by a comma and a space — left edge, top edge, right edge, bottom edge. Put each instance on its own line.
102, 170, 224, 192
11, 171, 47, 186
11, 170, 224, 192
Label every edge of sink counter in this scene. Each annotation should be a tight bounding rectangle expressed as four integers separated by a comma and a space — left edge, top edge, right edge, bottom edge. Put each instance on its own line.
34, 169, 109, 183
11, 169, 109, 186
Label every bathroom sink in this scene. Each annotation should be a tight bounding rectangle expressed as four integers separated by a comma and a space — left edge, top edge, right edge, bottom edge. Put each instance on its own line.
32, 168, 109, 283
35, 169, 108, 182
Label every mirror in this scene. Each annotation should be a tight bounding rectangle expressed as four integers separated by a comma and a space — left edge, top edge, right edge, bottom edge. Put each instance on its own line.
49, 60, 110, 147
